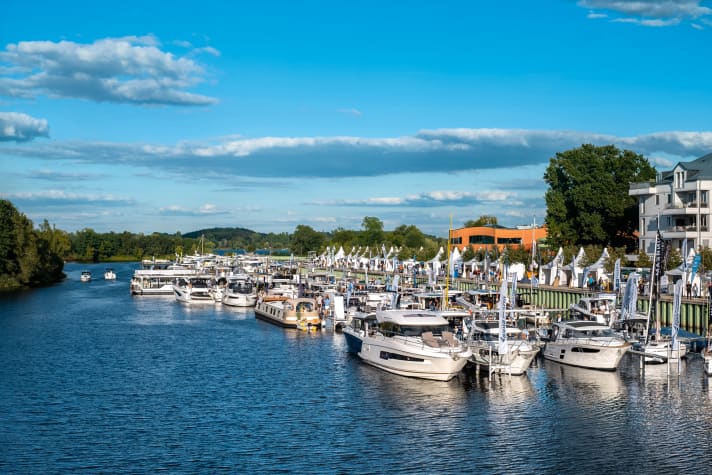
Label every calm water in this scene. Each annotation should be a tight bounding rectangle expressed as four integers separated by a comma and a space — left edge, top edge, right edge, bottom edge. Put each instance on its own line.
2, 262, 712, 474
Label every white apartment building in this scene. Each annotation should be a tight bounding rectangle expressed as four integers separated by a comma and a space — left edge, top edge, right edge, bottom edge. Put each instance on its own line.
629, 153, 712, 255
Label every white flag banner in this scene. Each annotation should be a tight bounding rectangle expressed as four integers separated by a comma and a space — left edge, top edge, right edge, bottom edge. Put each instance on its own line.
498, 279, 508, 354
672, 279, 682, 350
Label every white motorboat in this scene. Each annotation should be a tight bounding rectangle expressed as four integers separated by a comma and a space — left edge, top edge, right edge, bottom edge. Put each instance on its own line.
80, 270, 92, 282
569, 293, 618, 325
356, 309, 472, 381
172, 276, 217, 304
543, 320, 631, 370
104, 268, 117, 280
637, 337, 688, 364
343, 311, 377, 353
467, 320, 540, 376
254, 297, 321, 330
221, 274, 257, 307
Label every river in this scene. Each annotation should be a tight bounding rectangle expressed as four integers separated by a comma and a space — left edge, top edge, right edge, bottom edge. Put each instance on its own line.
1, 262, 711, 474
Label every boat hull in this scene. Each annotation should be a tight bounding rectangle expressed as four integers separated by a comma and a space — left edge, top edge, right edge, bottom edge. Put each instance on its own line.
358, 336, 470, 381
469, 345, 539, 375
543, 341, 630, 370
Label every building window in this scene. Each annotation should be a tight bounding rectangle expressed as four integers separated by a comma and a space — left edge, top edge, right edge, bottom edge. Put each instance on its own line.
497, 237, 522, 245
450, 237, 462, 245
703, 191, 708, 207
656, 195, 660, 205
469, 235, 494, 244
667, 194, 671, 204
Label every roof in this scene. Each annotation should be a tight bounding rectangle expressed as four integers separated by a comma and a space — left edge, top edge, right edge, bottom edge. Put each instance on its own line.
375, 309, 449, 326
664, 152, 712, 181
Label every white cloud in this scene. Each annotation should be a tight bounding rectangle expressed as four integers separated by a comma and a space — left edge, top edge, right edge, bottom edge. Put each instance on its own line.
0, 111, 48, 141
579, 0, 712, 26
314, 190, 518, 208
0, 36, 217, 106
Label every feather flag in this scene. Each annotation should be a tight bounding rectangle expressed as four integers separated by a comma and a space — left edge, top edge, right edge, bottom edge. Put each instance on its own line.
613, 258, 621, 292
498, 279, 508, 354
672, 279, 682, 350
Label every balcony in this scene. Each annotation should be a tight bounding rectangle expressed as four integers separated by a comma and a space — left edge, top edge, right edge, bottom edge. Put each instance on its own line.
662, 202, 710, 215
629, 181, 657, 196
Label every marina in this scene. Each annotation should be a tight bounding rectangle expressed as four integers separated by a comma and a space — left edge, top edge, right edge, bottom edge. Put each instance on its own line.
2, 261, 712, 473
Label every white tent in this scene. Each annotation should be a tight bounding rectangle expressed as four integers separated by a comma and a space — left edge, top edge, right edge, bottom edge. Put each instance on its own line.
562, 247, 585, 288
539, 247, 564, 286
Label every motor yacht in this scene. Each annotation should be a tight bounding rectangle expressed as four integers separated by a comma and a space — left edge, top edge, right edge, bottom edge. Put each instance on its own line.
80, 270, 92, 282
221, 274, 257, 307
172, 276, 217, 304
356, 309, 472, 381
543, 320, 631, 370
104, 268, 117, 280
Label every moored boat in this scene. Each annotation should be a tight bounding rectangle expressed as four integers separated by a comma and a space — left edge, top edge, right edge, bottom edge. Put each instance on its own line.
222, 274, 257, 307
172, 276, 217, 304
356, 309, 472, 381
543, 320, 631, 370
467, 319, 539, 375
254, 297, 321, 329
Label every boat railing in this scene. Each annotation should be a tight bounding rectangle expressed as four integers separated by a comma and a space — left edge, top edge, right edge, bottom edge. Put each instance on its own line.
562, 336, 629, 347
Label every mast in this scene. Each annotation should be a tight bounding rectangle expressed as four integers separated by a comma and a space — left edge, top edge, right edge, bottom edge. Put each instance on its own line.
443, 215, 452, 310
644, 231, 658, 343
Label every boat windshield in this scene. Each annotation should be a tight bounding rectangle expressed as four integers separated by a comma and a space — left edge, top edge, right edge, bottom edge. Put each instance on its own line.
400, 325, 450, 337
571, 328, 615, 338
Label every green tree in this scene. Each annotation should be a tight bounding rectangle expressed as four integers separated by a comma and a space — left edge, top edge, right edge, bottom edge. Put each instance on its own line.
0, 200, 65, 290
464, 216, 498, 227
544, 144, 655, 249
290, 225, 325, 255
361, 216, 384, 246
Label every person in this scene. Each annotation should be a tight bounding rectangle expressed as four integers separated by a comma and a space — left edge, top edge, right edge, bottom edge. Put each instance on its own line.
693, 283, 698, 297
686, 282, 692, 298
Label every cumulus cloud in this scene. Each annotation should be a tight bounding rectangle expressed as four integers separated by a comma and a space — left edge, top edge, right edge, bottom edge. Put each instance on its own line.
578, 0, 712, 26
0, 36, 217, 106
0, 111, 48, 141
2, 128, 711, 180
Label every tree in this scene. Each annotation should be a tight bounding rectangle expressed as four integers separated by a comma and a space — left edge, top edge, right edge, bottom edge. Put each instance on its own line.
290, 225, 324, 255
544, 144, 655, 249
464, 216, 498, 227
361, 216, 384, 245
0, 200, 65, 290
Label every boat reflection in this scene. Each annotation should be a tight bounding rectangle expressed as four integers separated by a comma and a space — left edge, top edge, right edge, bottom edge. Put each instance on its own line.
544, 359, 625, 401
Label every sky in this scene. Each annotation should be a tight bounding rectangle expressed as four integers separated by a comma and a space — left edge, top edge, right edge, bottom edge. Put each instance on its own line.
1, 0, 712, 237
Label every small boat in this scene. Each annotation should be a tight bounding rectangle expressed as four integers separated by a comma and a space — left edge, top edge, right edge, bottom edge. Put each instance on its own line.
254, 297, 321, 329
467, 319, 540, 376
636, 338, 688, 364
104, 268, 117, 280
569, 293, 618, 325
356, 309, 472, 381
542, 320, 631, 370
80, 270, 92, 282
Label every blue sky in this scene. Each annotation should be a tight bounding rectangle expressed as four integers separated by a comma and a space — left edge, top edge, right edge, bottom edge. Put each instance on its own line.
2, 0, 712, 237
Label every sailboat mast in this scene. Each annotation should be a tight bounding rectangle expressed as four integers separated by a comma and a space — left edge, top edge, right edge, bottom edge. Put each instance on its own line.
644, 232, 658, 343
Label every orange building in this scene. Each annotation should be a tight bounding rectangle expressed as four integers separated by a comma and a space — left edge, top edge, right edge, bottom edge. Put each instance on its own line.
449, 224, 547, 252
